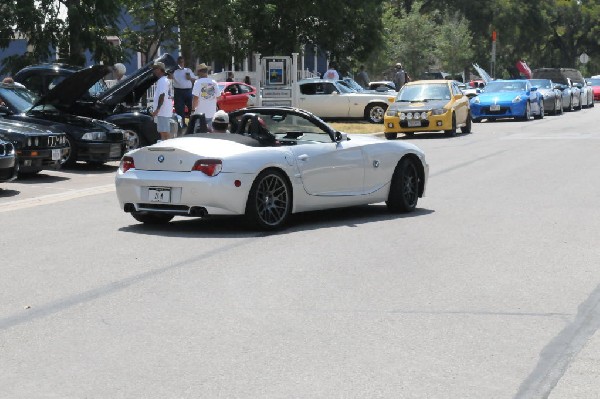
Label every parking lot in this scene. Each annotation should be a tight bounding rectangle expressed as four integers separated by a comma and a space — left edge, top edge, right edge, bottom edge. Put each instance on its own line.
1, 106, 600, 398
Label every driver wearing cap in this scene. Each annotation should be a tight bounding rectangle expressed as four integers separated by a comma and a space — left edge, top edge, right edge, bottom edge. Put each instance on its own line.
211, 110, 230, 133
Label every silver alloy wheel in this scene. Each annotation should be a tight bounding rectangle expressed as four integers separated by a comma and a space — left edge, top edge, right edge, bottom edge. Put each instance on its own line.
255, 174, 290, 226
369, 105, 385, 123
61, 137, 72, 164
124, 130, 141, 151
403, 161, 419, 207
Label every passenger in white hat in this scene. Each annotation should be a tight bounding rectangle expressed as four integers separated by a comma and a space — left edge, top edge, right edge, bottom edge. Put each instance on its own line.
211, 110, 230, 133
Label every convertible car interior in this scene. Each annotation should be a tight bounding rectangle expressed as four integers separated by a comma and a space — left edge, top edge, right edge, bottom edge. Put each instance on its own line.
183, 110, 338, 147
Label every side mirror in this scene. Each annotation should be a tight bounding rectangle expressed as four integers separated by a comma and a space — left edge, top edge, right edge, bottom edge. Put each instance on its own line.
334, 131, 347, 142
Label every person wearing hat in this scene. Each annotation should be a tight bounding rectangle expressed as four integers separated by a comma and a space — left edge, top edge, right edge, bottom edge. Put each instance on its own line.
191, 63, 222, 131
151, 61, 173, 140
393, 62, 408, 91
211, 110, 230, 133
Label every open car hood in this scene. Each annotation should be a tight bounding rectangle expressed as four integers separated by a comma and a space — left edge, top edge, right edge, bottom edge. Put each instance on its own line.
473, 63, 492, 84
97, 54, 178, 107
33, 65, 111, 109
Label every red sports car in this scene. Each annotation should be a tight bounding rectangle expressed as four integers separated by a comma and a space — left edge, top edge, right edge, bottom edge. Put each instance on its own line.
217, 82, 257, 112
588, 77, 600, 102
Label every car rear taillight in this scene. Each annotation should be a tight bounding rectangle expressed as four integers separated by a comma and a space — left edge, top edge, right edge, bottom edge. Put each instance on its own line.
119, 156, 135, 173
192, 159, 222, 176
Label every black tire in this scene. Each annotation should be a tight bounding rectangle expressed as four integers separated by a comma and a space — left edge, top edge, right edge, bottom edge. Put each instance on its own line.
567, 97, 574, 112
488, 117, 496, 122
552, 99, 558, 115
131, 211, 174, 224
365, 103, 387, 124
62, 135, 77, 166
473, 117, 482, 123
577, 96, 583, 110
444, 113, 457, 137
534, 101, 544, 119
245, 169, 292, 230
384, 132, 398, 140
460, 112, 472, 134
386, 157, 419, 213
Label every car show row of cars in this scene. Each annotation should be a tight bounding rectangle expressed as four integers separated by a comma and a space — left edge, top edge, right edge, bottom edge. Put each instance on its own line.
383, 66, 598, 139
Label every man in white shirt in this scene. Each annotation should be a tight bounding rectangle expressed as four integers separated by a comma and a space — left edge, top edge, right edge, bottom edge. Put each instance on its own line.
151, 62, 173, 140
192, 63, 221, 130
323, 62, 340, 81
172, 56, 195, 127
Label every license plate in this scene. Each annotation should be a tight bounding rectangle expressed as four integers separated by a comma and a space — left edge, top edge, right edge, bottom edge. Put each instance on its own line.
490, 104, 500, 111
109, 144, 122, 158
51, 149, 61, 161
148, 187, 171, 203
407, 120, 421, 127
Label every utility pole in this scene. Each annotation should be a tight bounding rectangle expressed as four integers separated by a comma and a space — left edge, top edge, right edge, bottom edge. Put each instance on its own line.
491, 30, 497, 79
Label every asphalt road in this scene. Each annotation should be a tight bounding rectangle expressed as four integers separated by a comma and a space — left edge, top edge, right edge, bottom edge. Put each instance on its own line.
1, 106, 600, 398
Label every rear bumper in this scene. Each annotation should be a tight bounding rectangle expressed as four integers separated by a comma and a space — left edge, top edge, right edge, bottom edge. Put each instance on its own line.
76, 142, 125, 163
115, 169, 254, 216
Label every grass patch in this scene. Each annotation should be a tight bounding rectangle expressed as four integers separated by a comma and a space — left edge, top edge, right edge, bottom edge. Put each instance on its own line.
329, 122, 384, 134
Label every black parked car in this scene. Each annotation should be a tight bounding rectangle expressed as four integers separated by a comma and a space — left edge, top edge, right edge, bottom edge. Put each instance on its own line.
0, 117, 68, 175
14, 54, 179, 149
0, 82, 125, 166
0, 136, 18, 182
532, 68, 584, 111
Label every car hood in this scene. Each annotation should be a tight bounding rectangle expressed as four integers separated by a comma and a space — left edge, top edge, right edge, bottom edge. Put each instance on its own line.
23, 110, 116, 133
0, 118, 63, 136
473, 63, 493, 84
97, 54, 178, 107
390, 99, 449, 111
474, 91, 525, 103
34, 65, 111, 109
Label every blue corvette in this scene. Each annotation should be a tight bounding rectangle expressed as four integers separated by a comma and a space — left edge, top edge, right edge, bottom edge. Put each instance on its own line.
470, 80, 544, 122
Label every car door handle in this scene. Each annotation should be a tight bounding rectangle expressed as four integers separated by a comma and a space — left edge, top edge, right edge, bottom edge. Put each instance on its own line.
297, 154, 309, 161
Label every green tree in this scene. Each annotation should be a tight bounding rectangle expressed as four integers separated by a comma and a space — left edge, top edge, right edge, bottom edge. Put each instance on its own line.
0, 0, 123, 73
121, 0, 179, 63
383, 1, 438, 78
435, 11, 474, 78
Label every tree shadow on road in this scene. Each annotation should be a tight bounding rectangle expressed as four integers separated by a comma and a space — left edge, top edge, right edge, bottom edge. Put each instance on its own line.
118, 205, 435, 238
14, 173, 70, 184
62, 162, 119, 175
0, 188, 20, 198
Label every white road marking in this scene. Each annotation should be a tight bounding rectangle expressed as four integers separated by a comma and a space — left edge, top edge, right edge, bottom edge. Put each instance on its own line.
0, 184, 115, 213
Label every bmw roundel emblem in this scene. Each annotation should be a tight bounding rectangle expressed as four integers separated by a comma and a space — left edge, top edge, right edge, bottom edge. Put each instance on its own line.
158, 155, 165, 163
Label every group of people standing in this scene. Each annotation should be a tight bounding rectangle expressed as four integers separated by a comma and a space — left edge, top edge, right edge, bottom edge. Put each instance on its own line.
149, 56, 225, 140
324, 61, 410, 92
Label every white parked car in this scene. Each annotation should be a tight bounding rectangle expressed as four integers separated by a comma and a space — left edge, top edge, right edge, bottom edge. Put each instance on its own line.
296, 79, 395, 123
116, 107, 429, 229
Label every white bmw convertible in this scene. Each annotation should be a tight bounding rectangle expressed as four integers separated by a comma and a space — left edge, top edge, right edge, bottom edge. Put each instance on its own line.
115, 107, 429, 229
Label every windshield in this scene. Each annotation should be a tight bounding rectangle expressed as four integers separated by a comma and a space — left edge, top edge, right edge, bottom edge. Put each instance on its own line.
529, 79, 552, 89
334, 82, 355, 94
485, 81, 527, 92
233, 111, 332, 144
343, 78, 364, 92
0, 86, 37, 113
396, 84, 450, 102
90, 79, 109, 96
589, 79, 600, 86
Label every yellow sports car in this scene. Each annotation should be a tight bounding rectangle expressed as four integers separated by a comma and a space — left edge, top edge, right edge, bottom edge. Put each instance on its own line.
384, 80, 471, 139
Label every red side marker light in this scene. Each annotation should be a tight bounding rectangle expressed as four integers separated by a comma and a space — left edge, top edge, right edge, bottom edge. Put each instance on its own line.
234, 180, 241, 187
